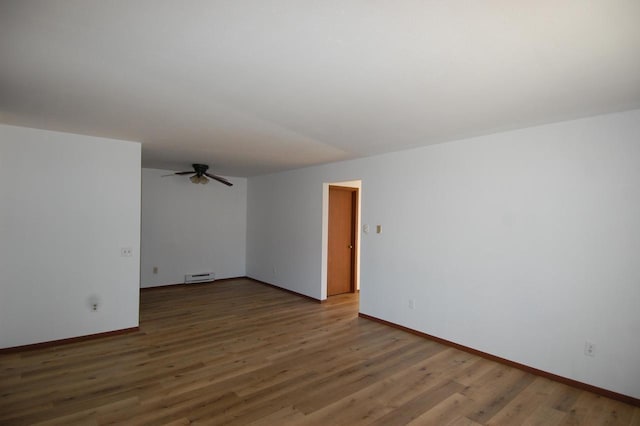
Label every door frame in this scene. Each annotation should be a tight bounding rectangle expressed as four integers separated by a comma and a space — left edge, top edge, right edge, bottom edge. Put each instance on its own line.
321, 180, 361, 300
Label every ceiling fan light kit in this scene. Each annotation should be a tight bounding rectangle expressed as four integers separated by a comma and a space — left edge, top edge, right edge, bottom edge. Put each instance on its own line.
190, 175, 209, 184
163, 164, 233, 187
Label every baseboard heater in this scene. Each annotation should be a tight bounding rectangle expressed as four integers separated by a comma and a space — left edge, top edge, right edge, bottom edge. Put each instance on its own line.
184, 272, 215, 284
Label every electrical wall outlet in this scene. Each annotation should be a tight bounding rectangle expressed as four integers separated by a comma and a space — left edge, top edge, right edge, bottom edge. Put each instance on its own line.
408, 299, 415, 309
121, 247, 132, 257
88, 295, 99, 312
584, 341, 595, 357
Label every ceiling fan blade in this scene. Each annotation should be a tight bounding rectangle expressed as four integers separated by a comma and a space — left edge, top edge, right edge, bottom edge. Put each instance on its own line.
205, 172, 233, 186
174, 171, 196, 175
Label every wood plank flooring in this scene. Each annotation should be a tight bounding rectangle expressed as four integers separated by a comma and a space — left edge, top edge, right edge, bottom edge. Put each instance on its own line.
1, 278, 638, 425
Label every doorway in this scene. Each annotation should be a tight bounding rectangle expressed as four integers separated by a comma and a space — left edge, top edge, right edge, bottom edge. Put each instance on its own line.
327, 185, 358, 296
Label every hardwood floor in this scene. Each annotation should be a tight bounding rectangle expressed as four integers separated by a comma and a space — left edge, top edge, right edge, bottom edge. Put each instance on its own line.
1, 278, 638, 425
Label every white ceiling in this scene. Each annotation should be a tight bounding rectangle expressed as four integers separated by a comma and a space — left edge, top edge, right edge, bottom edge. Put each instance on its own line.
1, 1, 639, 176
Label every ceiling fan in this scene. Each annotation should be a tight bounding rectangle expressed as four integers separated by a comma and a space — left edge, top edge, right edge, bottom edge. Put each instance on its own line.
163, 164, 233, 186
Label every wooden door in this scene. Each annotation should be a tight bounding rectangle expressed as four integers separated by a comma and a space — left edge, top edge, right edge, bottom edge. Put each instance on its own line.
328, 186, 357, 296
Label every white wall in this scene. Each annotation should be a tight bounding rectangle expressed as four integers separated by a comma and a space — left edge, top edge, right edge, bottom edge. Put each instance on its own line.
140, 168, 246, 287
0, 124, 141, 349
247, 172, 326, 299
246, 109, 640, 399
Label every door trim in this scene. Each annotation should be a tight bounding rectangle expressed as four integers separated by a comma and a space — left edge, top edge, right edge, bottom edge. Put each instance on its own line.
321, 180, 361, 301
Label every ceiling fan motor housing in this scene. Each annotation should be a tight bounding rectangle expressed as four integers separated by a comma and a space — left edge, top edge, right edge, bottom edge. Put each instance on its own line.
193, 164, 209, 176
